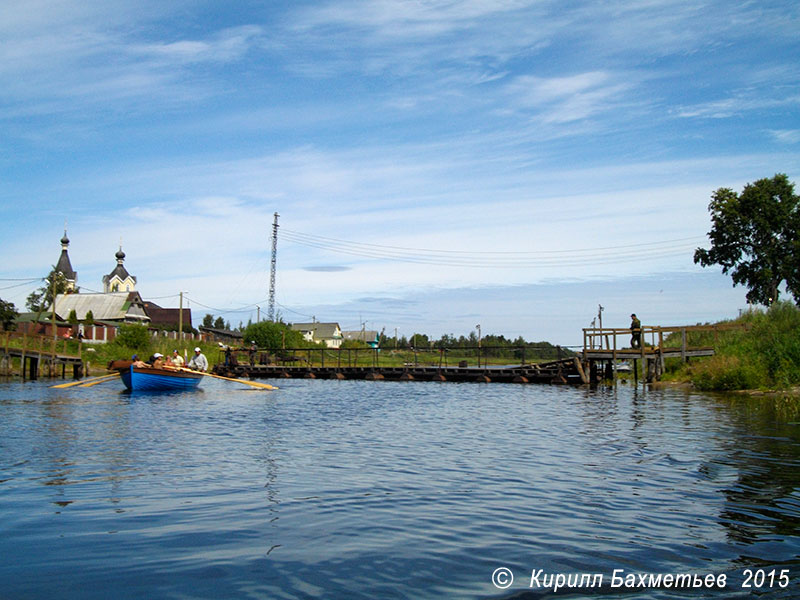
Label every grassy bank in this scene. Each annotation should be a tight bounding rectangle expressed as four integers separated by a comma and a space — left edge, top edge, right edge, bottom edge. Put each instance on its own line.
80, 337, 218, 374
663, 301, 800, 391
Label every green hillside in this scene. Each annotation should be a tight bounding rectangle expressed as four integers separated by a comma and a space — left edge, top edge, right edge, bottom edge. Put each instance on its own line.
663, 301, 800, 391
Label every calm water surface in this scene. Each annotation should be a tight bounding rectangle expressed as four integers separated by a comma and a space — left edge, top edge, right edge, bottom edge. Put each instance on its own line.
0, 378, 798, 599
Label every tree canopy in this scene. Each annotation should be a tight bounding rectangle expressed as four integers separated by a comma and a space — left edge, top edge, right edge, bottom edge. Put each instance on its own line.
26, 268, 71, 313
0, 298, 18, 331
242, 321, 304, 351
112, 323, 151, 353
694, 174, 799, 306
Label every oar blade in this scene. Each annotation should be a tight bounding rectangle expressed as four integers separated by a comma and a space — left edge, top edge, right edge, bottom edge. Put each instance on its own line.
78, 374, 120, 387
51, 373, 118, 389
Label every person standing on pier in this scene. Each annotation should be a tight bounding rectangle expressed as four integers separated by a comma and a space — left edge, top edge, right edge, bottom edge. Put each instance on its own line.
630, 314, 642, 349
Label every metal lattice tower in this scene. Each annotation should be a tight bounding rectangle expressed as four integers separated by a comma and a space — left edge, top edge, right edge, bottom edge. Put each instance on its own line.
268, 212, 279, 321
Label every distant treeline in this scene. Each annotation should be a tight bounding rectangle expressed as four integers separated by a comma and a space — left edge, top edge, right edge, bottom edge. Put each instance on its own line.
376, 332, 575, 360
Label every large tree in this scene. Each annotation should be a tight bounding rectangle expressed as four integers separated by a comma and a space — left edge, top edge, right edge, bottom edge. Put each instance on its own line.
694, 174, 800, 306
0, 298, 18, 331
242, 321, 303, 351
26, 268, 71, 313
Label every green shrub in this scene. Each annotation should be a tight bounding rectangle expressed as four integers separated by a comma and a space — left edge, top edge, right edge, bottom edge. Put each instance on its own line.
688, 355, 763, 391
113, 323, 151, 353
241, 321, 304, 351
675, 301, 800, 390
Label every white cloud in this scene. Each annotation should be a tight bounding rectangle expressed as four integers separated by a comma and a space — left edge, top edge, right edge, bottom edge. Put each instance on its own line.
129, 26, 263, 65
503, 71, 633, 124
769, 129, 800, 144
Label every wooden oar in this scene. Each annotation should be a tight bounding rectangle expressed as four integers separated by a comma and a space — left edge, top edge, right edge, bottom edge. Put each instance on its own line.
178, 368, 277, 390
51, 373, 119, 389
79, 373, 121, 387
204, 372, 278, 390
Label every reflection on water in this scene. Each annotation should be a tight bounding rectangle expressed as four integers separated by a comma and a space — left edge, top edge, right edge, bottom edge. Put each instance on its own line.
0, 379, 798, 599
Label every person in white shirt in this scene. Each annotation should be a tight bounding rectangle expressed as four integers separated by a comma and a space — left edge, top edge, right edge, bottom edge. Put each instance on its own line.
188, 347, 208, 372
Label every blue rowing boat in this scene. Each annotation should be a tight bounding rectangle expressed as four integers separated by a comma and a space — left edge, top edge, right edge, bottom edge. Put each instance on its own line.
116, 363, 203, 392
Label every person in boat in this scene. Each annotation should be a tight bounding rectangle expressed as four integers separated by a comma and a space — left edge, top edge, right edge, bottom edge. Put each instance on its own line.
188, 347, 208, 372
170, 349, 185, 368
630, 313, 642, 349
132, 354, 147, 368
149, 352, 165, 368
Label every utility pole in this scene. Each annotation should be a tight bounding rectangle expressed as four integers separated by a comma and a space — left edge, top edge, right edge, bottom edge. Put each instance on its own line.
476, 324, 481, 368
598, 304, 605, 349
51, 275, 57, 345
178, 291, 184, 340
268, 212, 279, 322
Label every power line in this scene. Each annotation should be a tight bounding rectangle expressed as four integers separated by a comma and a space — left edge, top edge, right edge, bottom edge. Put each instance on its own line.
279, 228, 703, 268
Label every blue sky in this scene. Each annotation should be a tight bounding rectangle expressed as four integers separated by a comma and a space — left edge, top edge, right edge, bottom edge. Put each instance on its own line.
1, 0, 798, 346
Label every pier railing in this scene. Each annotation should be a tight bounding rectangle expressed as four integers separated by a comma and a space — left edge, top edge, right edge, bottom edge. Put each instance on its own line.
1, 331, 85, 378
218, 344, 578, 371
2, 331, 83, 360
582, 323, 747, 360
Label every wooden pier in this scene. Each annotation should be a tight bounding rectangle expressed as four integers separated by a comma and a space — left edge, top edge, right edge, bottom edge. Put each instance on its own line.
1, 332, 86, 379
581, 325, 724, 383
219, 356, 589, 385
215, 322, 733, 386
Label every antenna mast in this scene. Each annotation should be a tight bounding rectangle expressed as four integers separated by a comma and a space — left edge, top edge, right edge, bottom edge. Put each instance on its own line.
268, 212, 279, 322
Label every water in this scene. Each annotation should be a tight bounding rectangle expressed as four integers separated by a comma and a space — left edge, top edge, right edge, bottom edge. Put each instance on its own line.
1, 378, 798, 599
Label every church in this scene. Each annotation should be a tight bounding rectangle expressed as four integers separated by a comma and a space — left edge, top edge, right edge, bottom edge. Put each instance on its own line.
52, 231, 150, 328
102, 246, 137, 293
19, 231, 195, 342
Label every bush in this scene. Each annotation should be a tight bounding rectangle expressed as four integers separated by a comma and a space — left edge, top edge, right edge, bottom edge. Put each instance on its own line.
241, 321, 304, 351
676, 301, 800, 390
113, 323, 151, 353
688, 355, 763, 391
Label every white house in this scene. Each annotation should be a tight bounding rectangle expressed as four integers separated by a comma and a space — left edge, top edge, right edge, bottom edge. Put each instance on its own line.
290, 322, 343, 348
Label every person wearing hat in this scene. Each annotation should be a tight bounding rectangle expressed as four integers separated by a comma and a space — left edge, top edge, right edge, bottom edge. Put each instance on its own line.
148, 352, 165, 368
170, 349, 185, 368
630, 313, 642, 349
188, 346, 208, 372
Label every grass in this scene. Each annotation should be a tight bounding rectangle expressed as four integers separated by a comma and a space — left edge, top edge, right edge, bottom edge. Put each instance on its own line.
663, 301, 800, 391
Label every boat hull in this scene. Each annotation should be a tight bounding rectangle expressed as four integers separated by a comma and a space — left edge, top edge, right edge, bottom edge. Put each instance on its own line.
119, 365, 203, 392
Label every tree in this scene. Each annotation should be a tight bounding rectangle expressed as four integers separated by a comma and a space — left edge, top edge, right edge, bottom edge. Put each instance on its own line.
242, 321, 303, 351
113, 323, 151, 352
85, 310, 95, 326
26, 268, 70, 313
213, 316, 226, 330
68, 309, 79, 330
202, 313, 214, 328
694, 174, 800, 306
0, 298, 18, 331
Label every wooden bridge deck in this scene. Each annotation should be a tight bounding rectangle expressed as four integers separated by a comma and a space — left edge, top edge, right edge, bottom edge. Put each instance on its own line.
2, 332, 85, 378
219, 357, 589, 385
582, 347, 715, 360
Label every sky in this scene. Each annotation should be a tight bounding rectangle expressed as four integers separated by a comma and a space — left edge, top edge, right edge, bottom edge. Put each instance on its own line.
1, 0, 798, 347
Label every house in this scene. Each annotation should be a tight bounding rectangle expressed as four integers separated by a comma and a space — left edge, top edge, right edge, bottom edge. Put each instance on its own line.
342, 329, 380, 348
290, 322, 343, 348
199, 326, 243, 346
143, 301, 193, 331
51, 291, 150, 325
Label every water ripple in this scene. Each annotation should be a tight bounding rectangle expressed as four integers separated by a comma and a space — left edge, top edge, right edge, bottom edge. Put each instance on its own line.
0, 379, 798, 598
